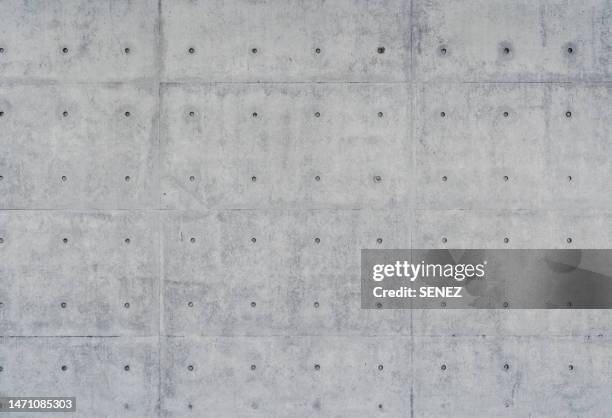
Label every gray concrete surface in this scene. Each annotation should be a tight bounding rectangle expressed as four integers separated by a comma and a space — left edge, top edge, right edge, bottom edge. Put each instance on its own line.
0, 0, 611, 416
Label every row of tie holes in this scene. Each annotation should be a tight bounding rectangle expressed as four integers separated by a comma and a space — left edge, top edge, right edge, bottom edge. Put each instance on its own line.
188, 47, 386, 55
438, 45, 576, 56
0, 296, 577, 311
0, 45, 577, 56
0, 47, 133, 55
0, 299, 577, 311
0, 173, 577, 183
0, 46, 384, 56
0, 174, 578, 183
184, 45, 577, 56
0, 110, 578, 117
0, 362, 576, 374
0, 236, 577, 246
0, 236, 575, 245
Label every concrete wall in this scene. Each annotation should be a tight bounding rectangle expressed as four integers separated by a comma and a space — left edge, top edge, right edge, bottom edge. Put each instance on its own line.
0, 0, 611, 416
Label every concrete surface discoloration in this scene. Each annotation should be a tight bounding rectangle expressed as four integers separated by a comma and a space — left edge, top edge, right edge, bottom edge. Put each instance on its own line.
1, 0, 611, 416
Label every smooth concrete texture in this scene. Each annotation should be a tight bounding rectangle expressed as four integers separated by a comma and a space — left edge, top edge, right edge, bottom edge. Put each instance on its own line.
161, 0, 411, 82
1, 0, 611, 417
160, 83, 412, 210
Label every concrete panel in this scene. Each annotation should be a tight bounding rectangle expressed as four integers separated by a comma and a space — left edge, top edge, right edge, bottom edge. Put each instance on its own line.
413, 0, 612, 82
162, 209, 411, 336
415, 83, 612, 210
161, 83, 412, 210
547, 83, 612, 209
161, 0, 411, 82
0, 211, 159, 336
0, 83, 159, 210
412, 336, 612, 417
0, 0, 159, 82
161, 336, 411, 417
0, 337, 159, 417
